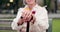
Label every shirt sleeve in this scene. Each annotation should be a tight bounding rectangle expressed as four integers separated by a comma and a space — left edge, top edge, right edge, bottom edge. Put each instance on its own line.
11, 8, 23, 30
34, 7, 49, 31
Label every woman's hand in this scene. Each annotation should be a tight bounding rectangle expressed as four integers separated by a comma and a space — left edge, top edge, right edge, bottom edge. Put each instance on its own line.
30, 14, 36, 24
17, 11, 36, 25
21, 11, 36, 23
17, 11, 29, 25
21, 10, 32, 22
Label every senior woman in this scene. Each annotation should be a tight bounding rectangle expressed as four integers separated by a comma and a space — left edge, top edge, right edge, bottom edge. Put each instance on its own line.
11, 0, 49, 32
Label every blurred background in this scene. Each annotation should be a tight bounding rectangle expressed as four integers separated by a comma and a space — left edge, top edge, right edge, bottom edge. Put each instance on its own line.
0, 0, 60, 32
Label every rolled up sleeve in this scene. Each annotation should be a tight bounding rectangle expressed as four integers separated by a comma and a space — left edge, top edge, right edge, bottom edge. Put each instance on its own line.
11, 8, 23, 30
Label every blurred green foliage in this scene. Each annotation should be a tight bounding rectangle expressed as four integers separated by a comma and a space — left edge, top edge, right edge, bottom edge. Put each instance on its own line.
52, 18, 60, 32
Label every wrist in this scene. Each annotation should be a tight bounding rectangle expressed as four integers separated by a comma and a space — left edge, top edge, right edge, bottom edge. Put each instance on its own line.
17, 19, 24, 26
31, 16, 36, 24
17, 21, 23, 26
31, 20, 35, 24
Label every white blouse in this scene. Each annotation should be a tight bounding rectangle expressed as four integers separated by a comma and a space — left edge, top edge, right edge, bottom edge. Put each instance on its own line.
11, 4, 49, 32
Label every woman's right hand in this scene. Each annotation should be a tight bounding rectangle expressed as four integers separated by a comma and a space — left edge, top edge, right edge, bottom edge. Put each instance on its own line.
17, 10, 32, 25
17, 11, 27, 25
21, 11, 32, 22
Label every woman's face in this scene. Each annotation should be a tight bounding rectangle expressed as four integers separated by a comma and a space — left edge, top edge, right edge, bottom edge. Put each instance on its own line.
25, 0, 36, 5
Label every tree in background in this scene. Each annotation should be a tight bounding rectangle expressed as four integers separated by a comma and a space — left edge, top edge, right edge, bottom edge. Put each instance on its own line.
44, 0, 51, 13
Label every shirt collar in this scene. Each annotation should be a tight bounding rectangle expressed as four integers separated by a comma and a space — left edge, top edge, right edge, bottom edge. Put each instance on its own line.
24, 4, 39, 11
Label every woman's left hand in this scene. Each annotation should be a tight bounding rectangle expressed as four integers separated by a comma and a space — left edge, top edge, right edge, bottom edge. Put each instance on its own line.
30, 14, 36, 24
24, 11, 32, 22
21, 10, 32, 22
23, 10, 36, 23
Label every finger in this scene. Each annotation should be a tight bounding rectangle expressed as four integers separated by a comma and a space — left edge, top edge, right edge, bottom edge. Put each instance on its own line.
23, 11, 31, 21
22, 12, 25, 17
24, 14, 30, 22
27, 12, 32, 20
27, 12, 32, 18
23, 13, 28, 20
24, 12, 29, 18
31, 16, 36, 24
22, 11, 27, 18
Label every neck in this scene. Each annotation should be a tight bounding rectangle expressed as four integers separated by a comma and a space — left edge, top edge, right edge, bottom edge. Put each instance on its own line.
28, 3, 36, 10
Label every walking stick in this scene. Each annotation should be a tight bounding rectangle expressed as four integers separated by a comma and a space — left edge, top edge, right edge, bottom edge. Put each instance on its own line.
26, 16, 33, 32
26, 11, 36, 32
26, 21, 30, 32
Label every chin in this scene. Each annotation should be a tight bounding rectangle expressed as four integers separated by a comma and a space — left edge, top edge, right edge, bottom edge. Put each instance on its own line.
28, 3, 33, 5
27, 2, 33, 4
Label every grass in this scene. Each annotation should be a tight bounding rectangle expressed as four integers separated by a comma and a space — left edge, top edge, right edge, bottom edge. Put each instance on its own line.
0, 24, 10, 27
52, 18, 60, 32
0, 30, 17, 32
0, 17, 15, 19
